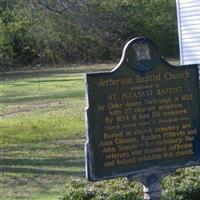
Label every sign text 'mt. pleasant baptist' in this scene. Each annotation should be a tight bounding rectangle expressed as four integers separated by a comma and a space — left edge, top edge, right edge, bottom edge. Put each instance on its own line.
85, 38, 200, 181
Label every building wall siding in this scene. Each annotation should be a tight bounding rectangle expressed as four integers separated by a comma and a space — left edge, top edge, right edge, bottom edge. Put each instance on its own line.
176, 0, 200, 64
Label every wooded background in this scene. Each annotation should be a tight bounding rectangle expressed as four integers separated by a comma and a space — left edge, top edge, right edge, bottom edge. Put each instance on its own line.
0, 0, 178, 69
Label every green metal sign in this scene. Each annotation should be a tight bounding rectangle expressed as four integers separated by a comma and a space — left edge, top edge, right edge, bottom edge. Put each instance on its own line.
85, 38, 200, 182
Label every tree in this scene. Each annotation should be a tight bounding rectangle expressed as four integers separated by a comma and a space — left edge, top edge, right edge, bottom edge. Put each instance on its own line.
0, 0, 178, 69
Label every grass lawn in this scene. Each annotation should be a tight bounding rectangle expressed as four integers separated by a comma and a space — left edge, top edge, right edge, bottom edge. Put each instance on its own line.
1, 62, 199, 200
1, 64, 114, 200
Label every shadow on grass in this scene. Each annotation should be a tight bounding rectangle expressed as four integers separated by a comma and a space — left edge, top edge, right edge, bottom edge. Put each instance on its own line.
1, 157, 84, 168
1, 142, 84, 154
0, 70, 76, 81
5, 78, 82, 87
1, 139, 85, 178
0, 166, 84, 177
1, 90, 84, 103
1, 156, 85, 177
0, 66, 111, 81
29, 78, 82, 83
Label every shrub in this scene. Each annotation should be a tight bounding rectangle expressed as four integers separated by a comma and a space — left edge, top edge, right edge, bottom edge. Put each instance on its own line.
60, 167, 200, 200
162, 167, 200, 200
59, 178, 143, 200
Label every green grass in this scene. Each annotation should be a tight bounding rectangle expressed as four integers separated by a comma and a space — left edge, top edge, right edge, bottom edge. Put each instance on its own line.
1, 65, 99, 200
1, 139, 85, 200
1, 63, 199, 200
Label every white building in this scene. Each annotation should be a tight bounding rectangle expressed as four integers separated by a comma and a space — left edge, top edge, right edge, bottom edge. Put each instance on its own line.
176, 0, 200, 65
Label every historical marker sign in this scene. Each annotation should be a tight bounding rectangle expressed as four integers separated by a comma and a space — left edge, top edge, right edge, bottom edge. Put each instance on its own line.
85, 38, 200, 183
